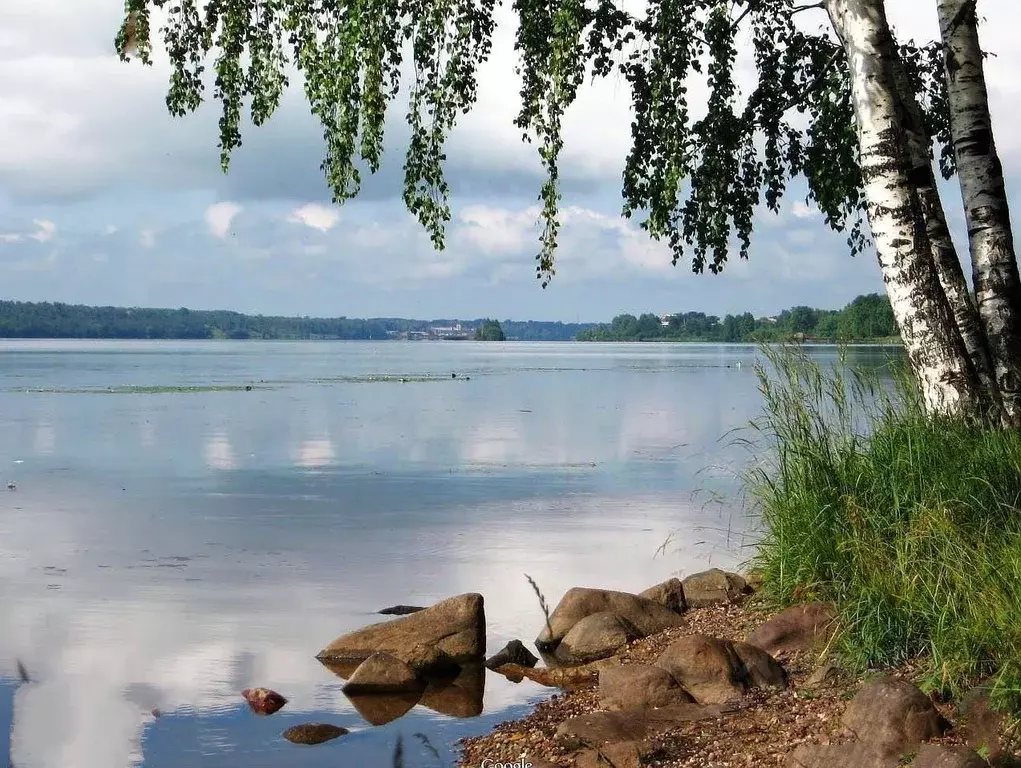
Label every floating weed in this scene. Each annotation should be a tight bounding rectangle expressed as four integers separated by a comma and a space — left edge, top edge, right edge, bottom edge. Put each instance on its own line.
17, 384, 271, 394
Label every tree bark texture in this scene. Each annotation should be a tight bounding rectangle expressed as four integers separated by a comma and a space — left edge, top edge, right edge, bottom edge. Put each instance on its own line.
938, 0, 1021, 426
825, 0, 981, 417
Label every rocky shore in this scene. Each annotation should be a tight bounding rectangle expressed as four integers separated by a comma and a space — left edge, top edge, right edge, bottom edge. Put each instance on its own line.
243, 568, 1017, 765
452, 571, 1016, 768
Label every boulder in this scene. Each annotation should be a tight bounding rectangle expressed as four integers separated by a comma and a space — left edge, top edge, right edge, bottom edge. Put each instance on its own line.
654, 634, 786, 705
554, 612, 643, 664
957, 685, 1004, 760
317, 593, 485, 665
681, 569, 752, 608
554, 702, 731, 750
494, 657, 620, 690
282, 723, 349, 745
909, 746, 988, 768
746, 602, 838, 655
484, 639, 539, 670
785, 743, 899, 768
419, 664, 484, 718
598, 663, 694, 711
639, 578, 687, 613
841, 677, 949, 758
241, 687, 287, 715
575, 740, 654, 768
341, 652, 424, 695
535, 587, 686, 650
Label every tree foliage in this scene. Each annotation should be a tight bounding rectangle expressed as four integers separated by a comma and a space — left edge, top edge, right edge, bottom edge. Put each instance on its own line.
576, 292, 897, 342
115, 0, 952, 287
474, 318, 507, 340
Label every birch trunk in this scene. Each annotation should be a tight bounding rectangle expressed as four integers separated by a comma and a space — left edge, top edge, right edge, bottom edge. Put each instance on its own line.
888, 51, 999, 412
824, 0, 981, 417
937, 0, 1021, 426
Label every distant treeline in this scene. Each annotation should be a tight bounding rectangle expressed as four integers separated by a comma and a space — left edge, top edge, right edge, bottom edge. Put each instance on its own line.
0, 300, 595, 341
576, 294, 898, 343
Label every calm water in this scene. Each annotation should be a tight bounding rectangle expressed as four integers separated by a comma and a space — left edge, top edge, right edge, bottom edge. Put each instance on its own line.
0, 340, 900, 768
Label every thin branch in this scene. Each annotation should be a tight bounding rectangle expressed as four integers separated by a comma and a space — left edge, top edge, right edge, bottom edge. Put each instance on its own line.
792, 2, 825, 15
781, 49, 841, 114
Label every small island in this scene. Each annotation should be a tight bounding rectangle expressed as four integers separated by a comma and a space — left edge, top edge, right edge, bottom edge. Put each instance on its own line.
474, 319, 506, 341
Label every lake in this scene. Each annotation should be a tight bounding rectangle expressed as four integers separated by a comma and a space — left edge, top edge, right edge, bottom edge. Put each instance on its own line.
0, 340, 901, 768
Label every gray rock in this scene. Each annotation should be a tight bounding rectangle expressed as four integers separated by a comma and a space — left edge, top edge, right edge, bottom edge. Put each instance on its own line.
908, 745, 988, 768
282, 723, 349, 745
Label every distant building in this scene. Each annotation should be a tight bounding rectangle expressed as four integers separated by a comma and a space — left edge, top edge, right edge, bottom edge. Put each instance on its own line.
659, 313, 674, 327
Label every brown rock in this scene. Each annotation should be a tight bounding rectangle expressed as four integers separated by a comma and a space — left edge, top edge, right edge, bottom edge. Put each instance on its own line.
654, 634, 786, 705
785, 743, 899, 768
341, 652, 425, 695
841, 677, 949, 758
535, 587, 686, 650
345, 691, 422, 725
282, 723, 349, 745
241, 687, 287, 715
805, 662, 846, 689
575, 740, 654, 768
317, 593, 485, 665
746, 602, 838, 655
484, 639, 539, 670
639, 578, 687, 613
681, 569, 752, 608
555, 702, 731, 750
957, 685, 1004, 760
744, 568, 765, 591
598, 663, 694, 711
554, 612, 642, 664
419, 664, 484, 718
908, 745, 988, 768
494, 657, 620, 690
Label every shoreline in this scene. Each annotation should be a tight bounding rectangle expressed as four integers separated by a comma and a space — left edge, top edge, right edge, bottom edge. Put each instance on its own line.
457, 578, 1013, 767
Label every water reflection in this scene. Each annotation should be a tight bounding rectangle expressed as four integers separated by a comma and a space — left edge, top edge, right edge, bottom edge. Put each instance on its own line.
0, 342, 902, 768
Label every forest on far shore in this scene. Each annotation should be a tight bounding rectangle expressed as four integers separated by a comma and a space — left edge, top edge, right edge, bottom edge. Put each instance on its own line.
576, 293, 897, 342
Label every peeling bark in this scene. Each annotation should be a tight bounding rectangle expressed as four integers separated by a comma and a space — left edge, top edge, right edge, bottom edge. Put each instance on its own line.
825, 0, 981, 417
888, 50, 999, 415
938, 0, 1021, 426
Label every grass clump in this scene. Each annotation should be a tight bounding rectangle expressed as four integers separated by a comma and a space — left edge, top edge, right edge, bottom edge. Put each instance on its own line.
746, 345, 1021, 713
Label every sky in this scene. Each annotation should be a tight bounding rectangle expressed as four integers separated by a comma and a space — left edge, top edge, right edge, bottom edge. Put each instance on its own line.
1, 1, 1020, 322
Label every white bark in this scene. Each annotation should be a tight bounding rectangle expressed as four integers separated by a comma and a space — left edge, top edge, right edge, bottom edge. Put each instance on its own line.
889, 52, 998, 410
937, 0, 1021, 426
825, 0, 980, 416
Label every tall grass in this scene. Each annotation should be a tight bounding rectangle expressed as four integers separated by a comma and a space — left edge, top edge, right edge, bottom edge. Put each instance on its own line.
746, 345, 1021, 712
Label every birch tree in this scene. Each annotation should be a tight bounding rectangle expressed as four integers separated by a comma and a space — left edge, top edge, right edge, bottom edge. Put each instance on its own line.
113, 0, 1020, 422
936, 0, 1021, 425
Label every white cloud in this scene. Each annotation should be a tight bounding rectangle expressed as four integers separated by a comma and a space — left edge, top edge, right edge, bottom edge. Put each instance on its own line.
286, 202, 340, 232
203, 201, 242, 239
791, 201, 818, 219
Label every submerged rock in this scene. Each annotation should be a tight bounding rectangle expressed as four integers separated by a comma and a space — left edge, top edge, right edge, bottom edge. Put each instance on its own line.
282, 723, 349, 745
377, 605, 425, 616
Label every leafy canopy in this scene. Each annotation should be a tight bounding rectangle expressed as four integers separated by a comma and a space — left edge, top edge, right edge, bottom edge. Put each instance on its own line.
116, 0, 952, 287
